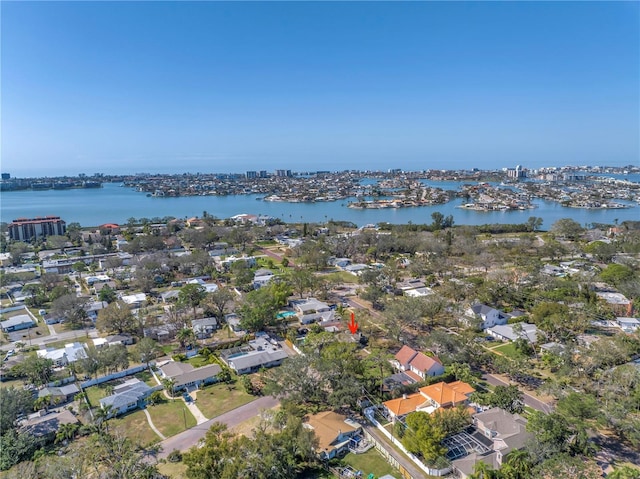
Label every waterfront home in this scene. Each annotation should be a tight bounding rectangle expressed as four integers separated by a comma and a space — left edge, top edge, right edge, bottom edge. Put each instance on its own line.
220, 333, 288, 375
0, 314, 35, 333
99, 378, 155, 417
304, 411, 362, 460
159, 361, 221, 392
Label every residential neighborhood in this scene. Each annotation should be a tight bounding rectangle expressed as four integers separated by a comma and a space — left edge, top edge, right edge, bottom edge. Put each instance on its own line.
1, 210, 639, 479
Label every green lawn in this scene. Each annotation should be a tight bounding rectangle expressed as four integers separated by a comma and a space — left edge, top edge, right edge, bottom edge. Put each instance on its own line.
490, 342, 519, 358
326, 271, 360, 284
84, 383, 113, 407
147, 400, 196, 437
135, 370, 160, 387
341, 448, 400, 478
0, 377, 25, 390
195, 381, 254, 420
111, 409, 159, 446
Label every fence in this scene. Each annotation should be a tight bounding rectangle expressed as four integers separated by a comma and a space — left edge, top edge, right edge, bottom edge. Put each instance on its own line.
81, 364, 151, 388
364, 407, 452, 477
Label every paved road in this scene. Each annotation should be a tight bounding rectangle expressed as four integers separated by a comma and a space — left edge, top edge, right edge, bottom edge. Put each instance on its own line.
482, 373, 554, 413
156, 395, 279, 459
1, 327, 96, 352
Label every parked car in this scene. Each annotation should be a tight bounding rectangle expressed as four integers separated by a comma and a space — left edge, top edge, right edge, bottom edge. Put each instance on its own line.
182, 392, 192, 403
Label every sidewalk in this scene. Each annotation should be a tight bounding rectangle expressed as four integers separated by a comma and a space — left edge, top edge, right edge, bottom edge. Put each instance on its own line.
143, 409, 167, 440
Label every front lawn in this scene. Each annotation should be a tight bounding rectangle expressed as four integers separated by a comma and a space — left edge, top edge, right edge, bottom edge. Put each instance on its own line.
195, 381, 254, 420
490, 342, 519, 358
147, 400, 196, 437
111, 409, 159, 446
340, 448, 399, 478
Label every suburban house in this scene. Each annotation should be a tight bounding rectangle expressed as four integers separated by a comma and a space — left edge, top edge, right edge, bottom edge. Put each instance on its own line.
220, 333, 288, 375
186, 278, 218, 293
451, 408, 532, 479
0, 314, 35, 332
37, 342, 87, 367
225, 313, 245, 335
253, 268, 275, 289
392, 345, 445, 381
486, 323, 538, 343
159, 361, 221, 392
38, 383, 80, 404
20, 409, 78, 443
304, 411, 362, 460
616, 317, 640, 332
93, 334, 135, 348
120, 293, 147, 308
85, 301, 109, 321
464, 304, 508, 330
99, 378, 156, 416
383, 380, 475, 421
191, 317, 218, 339
396, 279, 433, 297
292, 298, 334, 325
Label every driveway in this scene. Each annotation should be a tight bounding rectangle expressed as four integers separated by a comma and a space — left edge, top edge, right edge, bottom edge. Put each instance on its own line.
156, 395, 279, 458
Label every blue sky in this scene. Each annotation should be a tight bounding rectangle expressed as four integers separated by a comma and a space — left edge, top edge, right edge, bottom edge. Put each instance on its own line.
2, 1, 638, 177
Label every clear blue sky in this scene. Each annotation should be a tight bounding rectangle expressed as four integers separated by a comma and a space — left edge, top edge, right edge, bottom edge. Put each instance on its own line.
2, 1, 638, 177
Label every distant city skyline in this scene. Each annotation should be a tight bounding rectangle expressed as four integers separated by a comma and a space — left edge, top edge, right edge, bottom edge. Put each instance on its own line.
2, 2, 638, 177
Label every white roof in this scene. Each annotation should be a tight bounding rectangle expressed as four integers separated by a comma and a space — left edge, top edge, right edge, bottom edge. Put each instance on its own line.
121, 293, 147, 304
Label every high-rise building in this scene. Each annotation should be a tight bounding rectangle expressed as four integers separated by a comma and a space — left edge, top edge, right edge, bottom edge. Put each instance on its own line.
246, 171, 258, 179
259, 170, 268, 178
1, 173, 10, 180
8, 216, 67, 242
275, 169, 292, 177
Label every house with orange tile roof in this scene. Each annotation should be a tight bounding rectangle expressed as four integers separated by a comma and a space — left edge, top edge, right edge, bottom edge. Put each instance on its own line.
419, 381, 476, 409
383, 380, 475, 421
304, 411, 362, 459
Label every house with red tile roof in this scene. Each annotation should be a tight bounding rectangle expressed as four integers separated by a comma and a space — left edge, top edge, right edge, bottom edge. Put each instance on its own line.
393, 345, 445, 382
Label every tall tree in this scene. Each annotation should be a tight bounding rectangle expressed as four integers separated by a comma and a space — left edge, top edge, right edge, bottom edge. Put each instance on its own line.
178, 283, 207, 320
96, 300, 137, 335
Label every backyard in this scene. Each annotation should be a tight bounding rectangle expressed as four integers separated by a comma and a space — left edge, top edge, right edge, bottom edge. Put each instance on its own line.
193, 381, 254, 420
340, 448, 400, 478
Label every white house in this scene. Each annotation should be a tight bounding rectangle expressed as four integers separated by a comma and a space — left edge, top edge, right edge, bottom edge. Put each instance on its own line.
292, 298, 334, 324
465, 304, 508, 330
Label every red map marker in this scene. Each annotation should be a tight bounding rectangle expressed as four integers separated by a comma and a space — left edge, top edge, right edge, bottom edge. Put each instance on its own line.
348, 311, 358, 334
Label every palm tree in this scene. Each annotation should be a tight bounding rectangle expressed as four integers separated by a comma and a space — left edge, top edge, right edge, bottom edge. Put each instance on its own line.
470, 461, 500, 479
93, 404, 114, 433
177, 327, 196, 353
162, 378, 176, 398
502, 449, 533, 479
33, 394, 52, 412
55, 422, 80, 444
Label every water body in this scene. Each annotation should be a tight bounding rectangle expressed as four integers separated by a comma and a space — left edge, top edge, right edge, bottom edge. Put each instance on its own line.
1, 182, 638, 228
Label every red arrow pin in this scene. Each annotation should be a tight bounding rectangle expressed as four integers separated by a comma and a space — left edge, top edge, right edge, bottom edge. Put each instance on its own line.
348, 312, 358, 334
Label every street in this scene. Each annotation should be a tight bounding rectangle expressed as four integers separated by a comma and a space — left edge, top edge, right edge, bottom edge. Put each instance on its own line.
482, 373, 554, 413
156, 395, 279, 459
